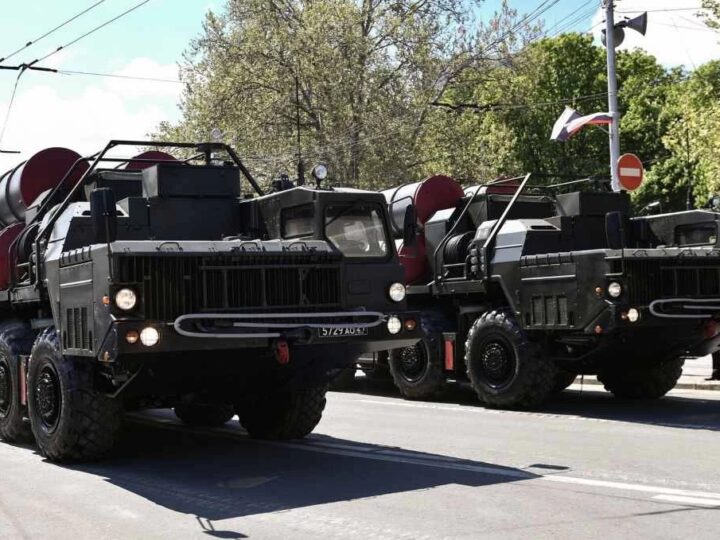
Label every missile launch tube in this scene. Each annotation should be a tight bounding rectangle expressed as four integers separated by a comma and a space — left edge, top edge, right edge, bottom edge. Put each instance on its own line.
0, 147, 86, 227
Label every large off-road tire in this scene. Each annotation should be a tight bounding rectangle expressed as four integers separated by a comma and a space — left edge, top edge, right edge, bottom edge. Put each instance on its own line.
465, 310, 557, 409
389, 338, 446, 400
597, 357, 684, 399
27, 328, 122, 462
174, 403, 235, 427
553, 370, 578, 393
236, 386, 327, 440
0, 321, 35, 443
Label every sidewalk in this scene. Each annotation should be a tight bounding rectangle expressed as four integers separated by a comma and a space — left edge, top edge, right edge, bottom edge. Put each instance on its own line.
581, 355, 720, 391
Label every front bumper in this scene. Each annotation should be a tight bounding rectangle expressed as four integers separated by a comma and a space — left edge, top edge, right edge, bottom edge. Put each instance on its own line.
102, 310, 422, 359
583, 301, 720, 357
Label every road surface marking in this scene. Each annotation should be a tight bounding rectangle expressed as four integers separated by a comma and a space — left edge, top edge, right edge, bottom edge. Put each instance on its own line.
131, 412, 720, 508
652, 495, 720, 507
350, 396, 720, 430
543, 474, 720, 500
217, 476, 278, 489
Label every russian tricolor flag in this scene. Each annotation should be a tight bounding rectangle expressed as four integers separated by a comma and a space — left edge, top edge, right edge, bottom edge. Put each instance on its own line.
550, 106, 613, 142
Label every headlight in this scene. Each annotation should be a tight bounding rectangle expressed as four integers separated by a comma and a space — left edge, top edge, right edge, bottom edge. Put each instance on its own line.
387, 316, 402, 335
115, 288, 137, 311
607, 282, 622, 298
388, 282, 406, 302
140, 327, 159, 347
627, 308, 640, 323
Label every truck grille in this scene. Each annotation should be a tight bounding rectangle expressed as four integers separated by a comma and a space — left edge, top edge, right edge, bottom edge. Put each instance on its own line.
115, 253, 343, 320
613, 258, 720, 305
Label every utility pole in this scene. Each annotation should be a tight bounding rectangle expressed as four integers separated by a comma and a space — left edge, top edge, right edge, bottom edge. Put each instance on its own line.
603, 0, 621, 192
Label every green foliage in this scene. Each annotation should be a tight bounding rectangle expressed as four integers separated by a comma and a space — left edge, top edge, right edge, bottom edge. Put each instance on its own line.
157, 0, 492, 190
160, 2, 719, 211
633, 61, 720, 211
702, 1, 720, 29
422, 34, 677, 190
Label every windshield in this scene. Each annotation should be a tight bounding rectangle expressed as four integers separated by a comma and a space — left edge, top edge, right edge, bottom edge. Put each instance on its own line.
324, 203, 389, 258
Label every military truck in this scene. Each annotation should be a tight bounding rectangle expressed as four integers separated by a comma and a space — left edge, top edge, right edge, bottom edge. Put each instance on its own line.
366, 173, 720, 408
0, 140, 420, 462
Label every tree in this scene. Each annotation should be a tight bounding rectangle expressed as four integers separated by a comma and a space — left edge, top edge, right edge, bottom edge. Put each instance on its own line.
634, 61, 720, 211
157, 0, 499, 190
421, 34, 676, 190
702, 1, 720, 29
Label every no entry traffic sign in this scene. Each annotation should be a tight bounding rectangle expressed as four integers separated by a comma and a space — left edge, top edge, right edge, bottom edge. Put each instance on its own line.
617, 153, 644, 191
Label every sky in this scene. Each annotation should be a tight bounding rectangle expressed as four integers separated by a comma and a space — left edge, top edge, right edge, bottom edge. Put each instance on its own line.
0, 0, 718, 172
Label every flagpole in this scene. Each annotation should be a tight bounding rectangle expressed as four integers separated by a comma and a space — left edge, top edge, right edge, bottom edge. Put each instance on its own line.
604, 0, 621, 192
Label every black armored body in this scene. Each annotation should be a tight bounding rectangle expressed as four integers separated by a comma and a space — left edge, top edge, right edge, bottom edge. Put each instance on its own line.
0, 140, 420, 461
368, 174, 720, 408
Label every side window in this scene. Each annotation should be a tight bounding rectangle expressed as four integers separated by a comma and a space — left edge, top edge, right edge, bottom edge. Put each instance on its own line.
281, 204, 315, 239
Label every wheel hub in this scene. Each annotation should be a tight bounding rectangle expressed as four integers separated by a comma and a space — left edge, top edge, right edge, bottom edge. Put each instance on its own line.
0, 361, 10, 416
35, 366, 60, 430
399, 343, 428, 382
480, 341, 514, 386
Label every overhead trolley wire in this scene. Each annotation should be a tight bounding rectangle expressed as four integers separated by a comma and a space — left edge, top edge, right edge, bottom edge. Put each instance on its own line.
0, 69, 27, 148
543, 0, 595, 36
27, 0, 153, 68
0, 0, 107, 64
57, 69, 181, 84
0, 0, 155, 151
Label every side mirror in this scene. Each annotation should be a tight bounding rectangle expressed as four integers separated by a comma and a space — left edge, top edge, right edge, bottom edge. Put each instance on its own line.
605, 211, 625, 250
640, 201, 662, 215
90, 188, 117, 244
402, 204, 417, 246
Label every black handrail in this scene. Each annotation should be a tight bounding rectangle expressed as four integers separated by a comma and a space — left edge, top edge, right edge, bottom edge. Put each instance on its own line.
432, 175, 528, 282
481, 173, 533, 279
17, 140, 264, 291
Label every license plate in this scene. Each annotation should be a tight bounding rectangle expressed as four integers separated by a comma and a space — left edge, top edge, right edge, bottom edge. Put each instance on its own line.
318, 327, 369, 338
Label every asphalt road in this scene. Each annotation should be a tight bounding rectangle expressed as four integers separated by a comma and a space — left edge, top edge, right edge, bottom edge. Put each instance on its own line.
1, 381, 719, 539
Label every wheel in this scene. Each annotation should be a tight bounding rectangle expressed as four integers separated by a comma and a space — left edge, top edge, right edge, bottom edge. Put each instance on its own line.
27, 328, 122, 462
236, 386, 327, 440
174, 403, 235, 427
465, 310, 557, 409
0, 322, 35, 443
553, 370, 578, 393
328, 368, 356, 391
388, 338, 446, 400
597, 357, 684, 399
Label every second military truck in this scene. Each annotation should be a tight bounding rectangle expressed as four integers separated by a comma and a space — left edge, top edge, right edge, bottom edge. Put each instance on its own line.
362, 173, 720, 408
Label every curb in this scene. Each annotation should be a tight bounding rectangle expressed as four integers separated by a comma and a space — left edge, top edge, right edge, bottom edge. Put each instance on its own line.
577, 376, 720, 392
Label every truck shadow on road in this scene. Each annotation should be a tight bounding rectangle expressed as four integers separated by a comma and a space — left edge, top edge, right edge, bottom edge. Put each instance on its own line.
340, 377, 720, 432
64, 413, 537, 531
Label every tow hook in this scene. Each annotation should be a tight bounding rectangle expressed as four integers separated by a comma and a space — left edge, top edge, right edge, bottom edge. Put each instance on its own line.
274, 340, 290, 365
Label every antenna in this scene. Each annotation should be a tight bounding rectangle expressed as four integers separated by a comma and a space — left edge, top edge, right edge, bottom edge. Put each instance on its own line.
295, 75, 305, 186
